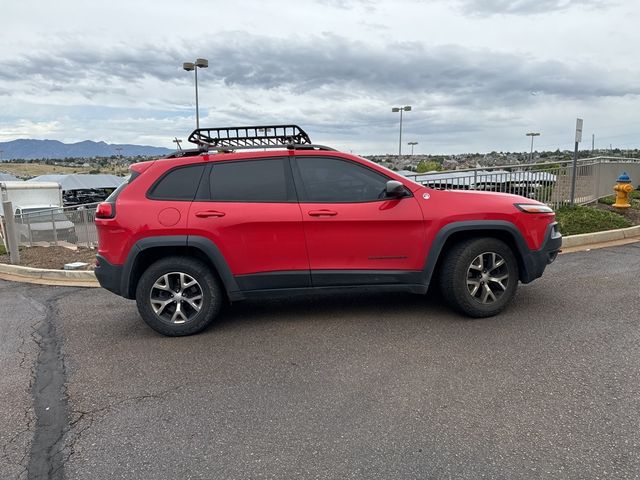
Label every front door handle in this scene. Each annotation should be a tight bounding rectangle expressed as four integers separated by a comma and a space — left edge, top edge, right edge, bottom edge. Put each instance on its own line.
308, 210, 337, 217
195, 210, 226, 218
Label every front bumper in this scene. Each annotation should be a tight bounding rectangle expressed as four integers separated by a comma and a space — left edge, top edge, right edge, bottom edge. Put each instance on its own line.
520, 221, 562, 283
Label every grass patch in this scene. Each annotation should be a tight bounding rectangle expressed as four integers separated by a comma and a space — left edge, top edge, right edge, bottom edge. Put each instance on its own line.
598, 195, 615, 205
0, 244, 6, 255
555, 205, 632, 236
599, 191, 640, 206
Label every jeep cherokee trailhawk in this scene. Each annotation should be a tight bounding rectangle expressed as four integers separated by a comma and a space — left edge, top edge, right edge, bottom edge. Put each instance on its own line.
94, 125, 561, 336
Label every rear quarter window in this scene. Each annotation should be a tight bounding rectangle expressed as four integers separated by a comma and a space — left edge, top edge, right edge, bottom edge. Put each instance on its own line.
148, 165, 206, 201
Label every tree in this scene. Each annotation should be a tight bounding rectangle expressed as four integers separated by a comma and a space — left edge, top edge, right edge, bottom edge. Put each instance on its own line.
416, 160, 441, 173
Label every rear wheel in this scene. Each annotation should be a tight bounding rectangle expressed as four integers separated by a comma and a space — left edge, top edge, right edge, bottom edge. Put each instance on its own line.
136, 256, 223, 336
439, 238, 518, 317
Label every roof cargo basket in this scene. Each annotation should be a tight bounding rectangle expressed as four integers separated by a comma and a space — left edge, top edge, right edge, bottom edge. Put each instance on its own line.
186, 125, 335, 152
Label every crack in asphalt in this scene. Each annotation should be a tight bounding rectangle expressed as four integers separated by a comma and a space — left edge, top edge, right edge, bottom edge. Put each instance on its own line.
25, 290, 74, 480
0, 285, 49, 480
53, 384, 188, 475
0, 281, 189, 480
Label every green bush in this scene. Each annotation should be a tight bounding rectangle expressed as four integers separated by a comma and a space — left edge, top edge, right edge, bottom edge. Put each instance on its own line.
0, 244, 6, 255
555, 205, 632, 236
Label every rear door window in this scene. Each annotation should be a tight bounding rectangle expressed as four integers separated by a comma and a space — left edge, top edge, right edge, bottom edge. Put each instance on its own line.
207, 158, 294, 202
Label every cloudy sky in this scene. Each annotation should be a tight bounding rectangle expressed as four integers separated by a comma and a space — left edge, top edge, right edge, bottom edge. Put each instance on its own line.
1, 0, 638, 155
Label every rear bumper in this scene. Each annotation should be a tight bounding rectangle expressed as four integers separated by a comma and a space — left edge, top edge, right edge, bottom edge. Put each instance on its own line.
94, 255, 124, 296
520, 222, 562, 283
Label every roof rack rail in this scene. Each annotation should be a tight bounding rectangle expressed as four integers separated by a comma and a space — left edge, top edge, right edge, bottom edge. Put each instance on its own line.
186, 125, 335, 152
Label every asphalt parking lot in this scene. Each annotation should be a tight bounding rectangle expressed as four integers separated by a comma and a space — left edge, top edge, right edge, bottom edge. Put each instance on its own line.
1, 244, 640, 479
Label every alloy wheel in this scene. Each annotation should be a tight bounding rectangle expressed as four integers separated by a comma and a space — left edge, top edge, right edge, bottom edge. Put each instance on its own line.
149, 272, 204, 324
466, 252, 510, 305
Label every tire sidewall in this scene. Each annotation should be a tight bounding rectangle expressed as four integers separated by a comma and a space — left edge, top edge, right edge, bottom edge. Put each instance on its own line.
136, 257, 222, 336
448, 238, 518, 317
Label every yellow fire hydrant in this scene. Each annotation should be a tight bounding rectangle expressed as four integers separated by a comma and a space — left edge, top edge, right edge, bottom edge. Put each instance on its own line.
613, 172, 634, 209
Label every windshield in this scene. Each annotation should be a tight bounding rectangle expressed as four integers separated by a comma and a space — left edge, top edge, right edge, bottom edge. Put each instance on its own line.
18, 207, 68, 221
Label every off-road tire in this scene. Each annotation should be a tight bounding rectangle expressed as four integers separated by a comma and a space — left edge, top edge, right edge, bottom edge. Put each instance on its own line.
439, 238, 518, 318
136, 256, 223, 336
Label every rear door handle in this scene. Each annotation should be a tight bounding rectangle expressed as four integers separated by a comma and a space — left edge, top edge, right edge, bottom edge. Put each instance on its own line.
195, 210, 226, 218
308, 210, 337, 217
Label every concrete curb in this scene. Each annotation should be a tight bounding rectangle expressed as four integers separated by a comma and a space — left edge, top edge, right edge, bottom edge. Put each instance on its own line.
1, 225, 639, 287
0, 263, 99, 287
561, 225, 640, 248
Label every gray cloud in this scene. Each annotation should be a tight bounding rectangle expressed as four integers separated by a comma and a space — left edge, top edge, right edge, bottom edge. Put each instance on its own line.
1, 33, 636, 106
457, 0, 613, 15
207, 34, 638, 102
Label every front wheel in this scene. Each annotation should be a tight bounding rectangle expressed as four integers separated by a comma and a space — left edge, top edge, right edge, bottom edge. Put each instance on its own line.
135, 257, 223, 336
439, 238, 519, 317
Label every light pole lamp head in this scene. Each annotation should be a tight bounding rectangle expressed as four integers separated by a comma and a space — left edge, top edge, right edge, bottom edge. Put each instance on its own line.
403, 106, 412, 111
392, 107, 400, 112
195, 58, 208, 68
183, 62, 195, 71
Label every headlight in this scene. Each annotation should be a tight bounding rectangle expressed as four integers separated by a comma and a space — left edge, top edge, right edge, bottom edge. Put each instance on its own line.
514, 203, 554, 214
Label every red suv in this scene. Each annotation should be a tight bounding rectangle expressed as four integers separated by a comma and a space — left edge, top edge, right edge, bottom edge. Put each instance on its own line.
95, 125, 561, 336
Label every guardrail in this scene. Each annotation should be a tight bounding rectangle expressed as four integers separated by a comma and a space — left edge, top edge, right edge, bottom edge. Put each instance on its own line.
402, 156, 640, 210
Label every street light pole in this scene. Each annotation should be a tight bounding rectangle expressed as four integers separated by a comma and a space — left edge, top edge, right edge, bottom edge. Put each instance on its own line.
408, 141, 418, 155
392, 105, 411, 167
525, 132, 540, 162
183, 58, 209, 129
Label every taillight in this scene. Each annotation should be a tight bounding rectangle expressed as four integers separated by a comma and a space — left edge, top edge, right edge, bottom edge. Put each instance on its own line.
96, 202, 115, 219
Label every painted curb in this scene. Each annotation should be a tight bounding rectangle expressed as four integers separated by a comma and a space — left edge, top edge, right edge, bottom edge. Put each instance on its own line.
1, 225, 639, 287
561, 225, 640, 248
0, 263, 99, 287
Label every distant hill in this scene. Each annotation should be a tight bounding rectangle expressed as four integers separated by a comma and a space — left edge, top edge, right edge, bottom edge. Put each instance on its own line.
0, 139, 173, 161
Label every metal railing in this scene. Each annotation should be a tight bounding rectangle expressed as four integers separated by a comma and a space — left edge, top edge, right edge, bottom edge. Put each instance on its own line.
12, 203, 99, 248
402, 156, 640, 210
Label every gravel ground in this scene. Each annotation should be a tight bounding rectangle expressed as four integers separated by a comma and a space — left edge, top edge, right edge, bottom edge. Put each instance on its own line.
0, 246, 97, 269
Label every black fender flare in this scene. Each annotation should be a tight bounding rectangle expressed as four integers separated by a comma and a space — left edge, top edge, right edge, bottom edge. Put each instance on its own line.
120, 235, 240, 299
422, 220, 535, 285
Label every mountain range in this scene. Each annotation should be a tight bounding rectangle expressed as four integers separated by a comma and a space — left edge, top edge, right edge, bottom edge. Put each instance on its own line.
0, 139, 173, 161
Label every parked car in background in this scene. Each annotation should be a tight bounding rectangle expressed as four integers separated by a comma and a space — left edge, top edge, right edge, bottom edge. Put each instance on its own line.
14, 206, 77, 243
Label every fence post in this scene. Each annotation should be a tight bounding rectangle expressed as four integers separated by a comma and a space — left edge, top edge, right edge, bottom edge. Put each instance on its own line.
27, 214, 33, 247
80, 207, 90, 248
2, 201, 20, 264
51, 209, 58, 246
595, 159, 602, 200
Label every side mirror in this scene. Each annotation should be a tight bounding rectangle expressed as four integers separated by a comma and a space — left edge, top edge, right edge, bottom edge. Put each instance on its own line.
385, 180, 406, 198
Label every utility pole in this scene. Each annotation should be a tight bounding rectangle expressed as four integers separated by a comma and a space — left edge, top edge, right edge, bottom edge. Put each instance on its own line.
525, 132, 540, 162
173, 138, 183, 151
0, 150, 3, 162
592, 134, 594, 153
